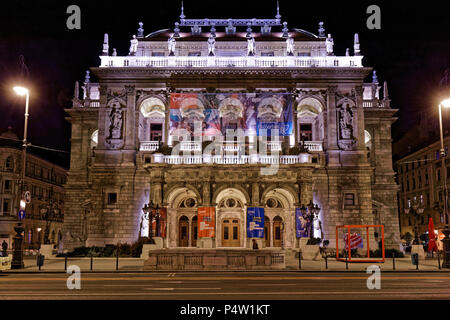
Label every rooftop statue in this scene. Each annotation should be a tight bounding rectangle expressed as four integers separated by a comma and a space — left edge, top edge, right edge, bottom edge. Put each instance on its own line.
168, 36, 176, 56
286, 36, 294, 56
326, 34, 334, 56
129, 35, 138, 56
207, 35, 215, 56
247, 37, 255, 56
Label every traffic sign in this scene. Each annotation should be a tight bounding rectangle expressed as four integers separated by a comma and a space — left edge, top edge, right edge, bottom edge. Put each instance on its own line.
24, 191, 31, 204
18, 210, 26, 220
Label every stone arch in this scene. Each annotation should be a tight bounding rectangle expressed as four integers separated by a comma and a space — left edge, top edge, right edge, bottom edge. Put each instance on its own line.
336, 97, 356, 108
213, 185, 250, 205
139, 96, 166, 118
296, 96, 326, 142
166, 185, 202, 208
261, 185, 298, 208
296, 96, 325, 114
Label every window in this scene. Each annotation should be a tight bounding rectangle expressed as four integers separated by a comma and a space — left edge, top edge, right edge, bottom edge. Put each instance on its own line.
297, 52, 311, 56
5, 156, 13, 171
2, 200, 10, 216
4, 180, 12, 192
261, 52, 275, 56
344, 193, 355, 206
412, 178, 416, 190
151, 52, 164, 56
107, 193, 117, 205
426, 193, 430, 207
188, 52, 201, 56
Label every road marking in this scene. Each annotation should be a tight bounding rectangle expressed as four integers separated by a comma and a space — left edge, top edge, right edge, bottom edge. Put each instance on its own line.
143, 287, 221, 291
248, 283, 297, 286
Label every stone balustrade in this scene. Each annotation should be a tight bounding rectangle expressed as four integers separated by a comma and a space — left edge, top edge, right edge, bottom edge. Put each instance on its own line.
153, 154, 314, 165
143, 249, 286, 270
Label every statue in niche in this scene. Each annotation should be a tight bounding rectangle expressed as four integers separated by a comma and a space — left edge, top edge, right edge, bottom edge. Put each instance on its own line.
339, 103, 353, 140
207, 35, 215, 56
247, 36, 255, 56
168, 36, 176, 56
109, 104, 123, 139
286, 36, 294, 56
129, 35, 138, 56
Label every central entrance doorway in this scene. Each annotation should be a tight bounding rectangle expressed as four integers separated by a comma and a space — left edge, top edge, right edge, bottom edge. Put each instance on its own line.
222, 218, 240, 247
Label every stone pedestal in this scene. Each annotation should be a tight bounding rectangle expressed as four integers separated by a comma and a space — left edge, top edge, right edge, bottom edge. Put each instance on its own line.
300, 245, 321, 260
411, 244, 425, 260
197, 237, 214, 248
140, 237, 164, 259
39, 244, 55, 259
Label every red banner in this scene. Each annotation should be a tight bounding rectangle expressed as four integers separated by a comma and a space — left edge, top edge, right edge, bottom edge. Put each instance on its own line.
198, 207, 215, 238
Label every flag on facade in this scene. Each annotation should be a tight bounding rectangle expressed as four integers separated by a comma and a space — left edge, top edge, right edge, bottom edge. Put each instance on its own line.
428, 217, 438, 252
344, 233, 364, 249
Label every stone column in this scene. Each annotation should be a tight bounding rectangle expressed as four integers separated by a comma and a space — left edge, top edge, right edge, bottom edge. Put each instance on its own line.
354, 85, 366, 152
97, 85, 108, 150
164, 109, 170, 145
251, 183, 259, 206
124, 85, 136, 150
326, 86, 340, 166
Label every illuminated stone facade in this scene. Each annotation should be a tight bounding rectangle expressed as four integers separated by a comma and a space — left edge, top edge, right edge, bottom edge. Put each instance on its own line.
63, 9, 400, 251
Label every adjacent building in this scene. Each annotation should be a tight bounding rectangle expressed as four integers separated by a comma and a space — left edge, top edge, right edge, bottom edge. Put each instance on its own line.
0, 128, 67, 251
63, 7, 400, 252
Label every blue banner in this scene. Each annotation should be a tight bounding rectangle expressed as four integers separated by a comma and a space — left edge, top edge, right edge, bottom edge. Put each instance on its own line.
295, 208, 310, 238
247, 207, 264, 238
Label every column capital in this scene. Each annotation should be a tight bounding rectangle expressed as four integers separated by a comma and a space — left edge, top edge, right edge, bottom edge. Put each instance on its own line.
124, 85, 135, 95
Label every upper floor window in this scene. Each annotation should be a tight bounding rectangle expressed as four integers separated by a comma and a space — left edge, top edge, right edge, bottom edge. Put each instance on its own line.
297, 52, 311, 56
261, 52, 275, 56
151, 52, 165, 56
5, 156, 13, 171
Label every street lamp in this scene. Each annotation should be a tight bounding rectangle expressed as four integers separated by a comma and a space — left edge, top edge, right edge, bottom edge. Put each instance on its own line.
11, 86, 30, 269
438, 97, 450, 268
300, 200, 321, 244
405, 197, 425, 244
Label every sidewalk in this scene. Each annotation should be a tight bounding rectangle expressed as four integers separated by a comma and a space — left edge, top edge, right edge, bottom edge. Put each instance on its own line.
2, 256, 447, 272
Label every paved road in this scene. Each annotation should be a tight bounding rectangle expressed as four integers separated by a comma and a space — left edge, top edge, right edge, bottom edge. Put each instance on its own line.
1, 271, 450, 300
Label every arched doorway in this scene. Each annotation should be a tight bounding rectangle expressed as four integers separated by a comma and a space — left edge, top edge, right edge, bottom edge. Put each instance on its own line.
191, 215, 198, 247
273, 216, 283, 247
179, 216, 189, 247
264, 216, 270, 247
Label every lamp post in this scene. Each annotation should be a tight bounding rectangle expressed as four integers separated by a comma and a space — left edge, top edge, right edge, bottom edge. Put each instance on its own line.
438, 98, 450, 268
405, 197, 425, 244
142, 200, 159, 244
11, 86, 29, 269
300, 200, 321, 244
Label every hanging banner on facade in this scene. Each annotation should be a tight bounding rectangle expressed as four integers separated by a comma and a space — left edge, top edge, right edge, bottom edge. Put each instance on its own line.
169, 93, 293, 138
151, 207, 167, 238
247, 207, 264, 238
295, 208, 309, 238
198, 207, 215, 237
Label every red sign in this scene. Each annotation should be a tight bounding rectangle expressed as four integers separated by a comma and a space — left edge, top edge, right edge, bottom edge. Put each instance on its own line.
198, 207, 215, 238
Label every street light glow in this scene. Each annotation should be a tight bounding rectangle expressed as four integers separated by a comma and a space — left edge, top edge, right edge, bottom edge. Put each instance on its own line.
441, 98, 450, 108
13, 86, 29, 96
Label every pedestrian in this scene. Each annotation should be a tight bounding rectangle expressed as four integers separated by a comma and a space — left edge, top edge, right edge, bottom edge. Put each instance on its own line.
1, 240, 8, 257
252, 239, 259, 250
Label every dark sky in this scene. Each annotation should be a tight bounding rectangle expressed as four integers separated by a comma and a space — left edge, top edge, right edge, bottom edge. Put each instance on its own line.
0, 0, 449, 167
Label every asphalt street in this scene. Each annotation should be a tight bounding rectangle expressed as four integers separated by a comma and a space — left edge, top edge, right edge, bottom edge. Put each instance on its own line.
0, 271, 449, 300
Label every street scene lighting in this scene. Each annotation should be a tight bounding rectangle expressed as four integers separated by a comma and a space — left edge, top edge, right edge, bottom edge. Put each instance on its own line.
13, 86, 29, 96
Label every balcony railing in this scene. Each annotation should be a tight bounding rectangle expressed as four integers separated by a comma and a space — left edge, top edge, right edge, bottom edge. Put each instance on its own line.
100, 55, 363, 69
300, 141, 323, 152
140, 141, 160, 151
157, 154, 313, 165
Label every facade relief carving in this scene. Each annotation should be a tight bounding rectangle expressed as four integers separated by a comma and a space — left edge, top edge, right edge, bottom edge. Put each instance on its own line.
337, 98, 357, 150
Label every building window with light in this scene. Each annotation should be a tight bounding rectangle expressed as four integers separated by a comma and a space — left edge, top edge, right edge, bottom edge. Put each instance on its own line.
107, 193, 118, 205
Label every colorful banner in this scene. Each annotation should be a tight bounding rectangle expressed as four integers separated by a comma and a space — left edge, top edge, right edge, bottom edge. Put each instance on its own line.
198, 207, 215, 238
247, 207, 265, 238
151, 208, 167, 238
344, 233, 364, 249
169, 93, 293, 138
295, 208, 309, 238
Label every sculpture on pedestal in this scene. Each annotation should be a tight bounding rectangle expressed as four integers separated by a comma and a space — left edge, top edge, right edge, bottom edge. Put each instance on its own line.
168, 36, 176, 56
247, 37, 255, 56
207, 35, 215, 56
326, 34, 334, 55
129, 35, 138, 55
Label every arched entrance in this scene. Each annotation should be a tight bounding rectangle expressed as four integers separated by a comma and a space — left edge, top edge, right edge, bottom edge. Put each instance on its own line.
179, 216, 189, 247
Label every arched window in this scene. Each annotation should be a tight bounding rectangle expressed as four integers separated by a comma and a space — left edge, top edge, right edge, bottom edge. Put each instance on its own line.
91, 130, 98, 148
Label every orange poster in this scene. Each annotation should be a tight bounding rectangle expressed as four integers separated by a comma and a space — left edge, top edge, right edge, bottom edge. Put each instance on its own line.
198, 207, 215, 238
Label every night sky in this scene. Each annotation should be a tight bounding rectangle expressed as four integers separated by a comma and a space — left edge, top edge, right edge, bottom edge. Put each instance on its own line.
0, 0, 449, 167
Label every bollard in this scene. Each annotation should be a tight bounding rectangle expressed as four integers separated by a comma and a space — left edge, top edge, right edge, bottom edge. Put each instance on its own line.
392, 252, 396, 270
90, 254, 93, 271
438, 251, 441, 270
298, 251, 302, 270
64, 254, 67, 271
116, 248, 119, 271
325, 256, 328, 270
416, 255, 419, 270
345, 252, 348, 270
